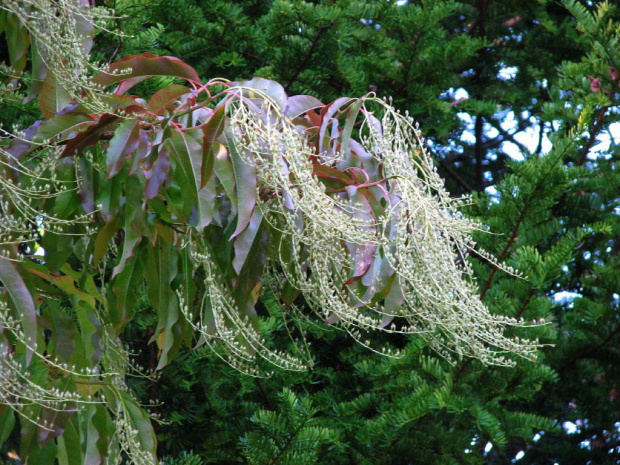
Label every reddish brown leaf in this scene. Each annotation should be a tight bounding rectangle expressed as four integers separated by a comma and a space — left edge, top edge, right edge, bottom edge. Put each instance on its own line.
91, 53, 201, 91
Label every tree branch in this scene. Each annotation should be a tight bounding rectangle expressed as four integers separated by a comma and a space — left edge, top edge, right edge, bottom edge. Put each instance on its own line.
578, 80, 619, 166
284, 24, 331, 92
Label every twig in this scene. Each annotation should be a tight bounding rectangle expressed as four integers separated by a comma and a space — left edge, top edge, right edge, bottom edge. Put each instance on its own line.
284, 24, 331, 92
578, 80, 618, 166
439, 157, 474, 192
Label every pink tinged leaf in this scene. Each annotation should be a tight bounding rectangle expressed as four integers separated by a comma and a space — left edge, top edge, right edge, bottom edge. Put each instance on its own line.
6, 120, 43, 159
113, 76, 150, 96
201, 102, 226, 188
0, 253, 37, 365
233, 209, 264, 274
235, 77, 288, 110
609, 66, 619, 82
144, 144, 171, 200
325, 314, 340, 324
91, 53, 201, 90
344, 186, 376, 278
34, 107, 94, 143
226, 132, 258, 238
588, 76, 602, 93
381, 276, 404, 327
106, 120, 140, 178
377, 313, 394, 329
349, 138, 379, 181
147, 84, 192, 115
61, 113, 123, 158
365, 111, 382, 138
318, 97, 352, 155
278, 154, 296, 210
129, 128, 150, 175
360, 251, 396, 304
36, 394, 76, 446
74, 0, 94, 54
284, 95, 323, 118
340, 98, 365, 165
214, 144, 237, 208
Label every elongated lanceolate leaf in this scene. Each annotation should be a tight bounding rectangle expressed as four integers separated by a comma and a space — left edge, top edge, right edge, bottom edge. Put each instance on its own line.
167, 129, 214, 229
144, 144, 171, 200
118, 391, 157, 459
147, 84, 191, 115
344, 186, 376, 279
0, 254, 36, 365
284, 94, 323, 118
226, 131, 257, 238
235, 77, 288, 110
233, 208, 264, 275
34, 107, 94, 143
340, 98, 365, 166
201, 102, 226, 188
106, 120, 139, 178
91, 53, 201, 90
145, 237, 183, 370
318, 97, 352, 156
5, 12, 29, 76
61, 114, 123, 158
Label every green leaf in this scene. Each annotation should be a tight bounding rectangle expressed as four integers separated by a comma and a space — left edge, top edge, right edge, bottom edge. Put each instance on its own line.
41, 231, 74, 273
118, 391, 157, 460
96, 165, 124, 222
0, 252, 37, 365
39, 73, 73, 119
39, 299, 83, 364
112, 179, 148, 277
145, 235, 183, 369
93, 216, 118, 264
109, 242, 145, 331
56, 416, 83, 465
0, 405, 16, 445
47, 272, 102, 366
5, 12, 29, 75
81, 404, 103, 465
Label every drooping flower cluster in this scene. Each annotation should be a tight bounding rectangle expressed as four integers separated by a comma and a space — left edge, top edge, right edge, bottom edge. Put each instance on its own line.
0, 0, 117, 114
212, 85, 540, 366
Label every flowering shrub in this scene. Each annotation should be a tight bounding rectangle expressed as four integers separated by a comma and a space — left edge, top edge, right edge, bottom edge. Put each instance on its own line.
0, 2, 543, 462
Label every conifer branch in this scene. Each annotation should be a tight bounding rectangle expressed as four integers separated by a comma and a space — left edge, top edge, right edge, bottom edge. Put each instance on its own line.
480, 210, 525, 300
577, 80, 619, 166
284, 24, 331, 92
